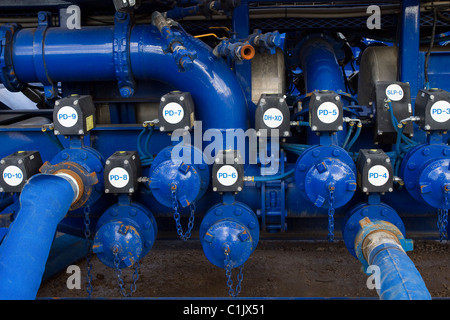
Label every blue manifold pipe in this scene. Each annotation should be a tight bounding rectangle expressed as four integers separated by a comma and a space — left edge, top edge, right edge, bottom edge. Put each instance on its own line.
0, 174, 75, 300
298, 35, 346, 93
10, 23, 248, 132
368, 242, 431, 300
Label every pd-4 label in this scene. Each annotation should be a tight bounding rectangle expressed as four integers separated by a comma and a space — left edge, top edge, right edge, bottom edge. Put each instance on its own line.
368, 165, 389, 186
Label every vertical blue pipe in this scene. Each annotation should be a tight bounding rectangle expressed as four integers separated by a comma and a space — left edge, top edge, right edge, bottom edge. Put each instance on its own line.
368, 242, 431, 300
299, 37, 346, 93
399, 0, 420, 103
0, 174, 74, 300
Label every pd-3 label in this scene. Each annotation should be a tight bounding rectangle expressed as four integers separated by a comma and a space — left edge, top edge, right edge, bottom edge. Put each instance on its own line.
430, 100, 450, 123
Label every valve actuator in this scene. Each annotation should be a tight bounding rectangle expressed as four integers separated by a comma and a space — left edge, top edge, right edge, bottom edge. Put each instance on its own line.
415, 88, 450, 131
356, 149, 394, 194
53, 94, 96, 136
104, 151, 142, 194
158, 91, 195, 132
212, 150, 244, 193
0, 151, 43, 193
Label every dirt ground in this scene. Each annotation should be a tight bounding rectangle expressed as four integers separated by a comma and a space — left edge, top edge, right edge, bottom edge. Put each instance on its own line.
36, 239, 450, 299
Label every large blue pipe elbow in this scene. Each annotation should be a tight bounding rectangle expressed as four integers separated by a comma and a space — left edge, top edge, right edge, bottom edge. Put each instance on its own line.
10, 24, 248, 131
0, 174, 75, 300
368, 242, 431, 300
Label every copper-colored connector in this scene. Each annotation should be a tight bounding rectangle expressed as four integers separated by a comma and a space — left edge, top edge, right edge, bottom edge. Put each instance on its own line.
239, 44, 255, 60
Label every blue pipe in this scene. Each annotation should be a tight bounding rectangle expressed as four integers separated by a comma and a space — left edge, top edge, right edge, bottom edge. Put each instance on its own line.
298, 36, 346, 93
0, 174, 75, 300
10, 24, 248, 131
367, 242, 431, 300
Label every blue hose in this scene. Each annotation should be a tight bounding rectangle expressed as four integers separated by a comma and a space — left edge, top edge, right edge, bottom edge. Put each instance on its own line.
0, 174, 75, 300
368, 242, 431, 300
252, 168, 295, 182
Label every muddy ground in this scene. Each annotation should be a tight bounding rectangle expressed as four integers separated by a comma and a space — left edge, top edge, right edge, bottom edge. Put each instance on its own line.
36, 239, 450, 299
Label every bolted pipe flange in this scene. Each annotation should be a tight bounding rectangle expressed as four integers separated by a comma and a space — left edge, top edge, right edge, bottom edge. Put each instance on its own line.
342, 201, 412, 271
93, 220, 143, 269
93, 200, 157, 268
294, 145, 357, 209
199, 201, 259, 269
401, 143, 450, 209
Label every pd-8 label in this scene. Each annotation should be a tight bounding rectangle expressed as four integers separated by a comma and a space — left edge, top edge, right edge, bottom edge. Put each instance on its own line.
108, 167, 129, 188
368, 165, 389, 186
217, 165, 238, 186
263, 108, 283, 128
3, 165, 24, 186
430, 100, 450, 123
163, 102, 184, 124
317, 102, 339, 124
57, 106, 78, 127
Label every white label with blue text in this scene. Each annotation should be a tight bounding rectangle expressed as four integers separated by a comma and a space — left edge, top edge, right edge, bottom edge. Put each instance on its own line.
430, 100, 450, 123
108, 167, 129, 188
317, 102, 339, 124
368, 165, 389, 186
3, 165, 23, 186
385, 84, 404, 101
57, 106, 78, 127
163, 102, 184, 124
263, 108, 283, 128
217, 165, 238, 186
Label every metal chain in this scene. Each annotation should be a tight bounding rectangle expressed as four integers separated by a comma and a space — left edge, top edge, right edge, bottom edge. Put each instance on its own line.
171, 184, 195, 241
113, 246, 140, 297
224, 250, 244, 297
438, 187, 449, 241
327, 187, 335, 242
83, 206, 94, 298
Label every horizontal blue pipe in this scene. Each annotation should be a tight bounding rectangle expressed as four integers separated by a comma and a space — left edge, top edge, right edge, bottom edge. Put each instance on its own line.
0, 174, 74, 300
11, 24, 248, 131
368, 242, 431, 300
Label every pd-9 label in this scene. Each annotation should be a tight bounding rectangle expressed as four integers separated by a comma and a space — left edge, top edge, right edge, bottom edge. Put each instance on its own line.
57, 106, 78, 127
3, 165, 24, 186
317, 102, 339, 124
368, 165, 389, 186
263, 108, 283, 128
108, 167, 129, 188
430, 100, 450, 123
163, 102, 184, 124
217, 165, 238, 186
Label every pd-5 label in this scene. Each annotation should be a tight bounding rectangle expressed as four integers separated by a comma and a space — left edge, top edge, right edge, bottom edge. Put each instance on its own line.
317, 102, 339, 124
